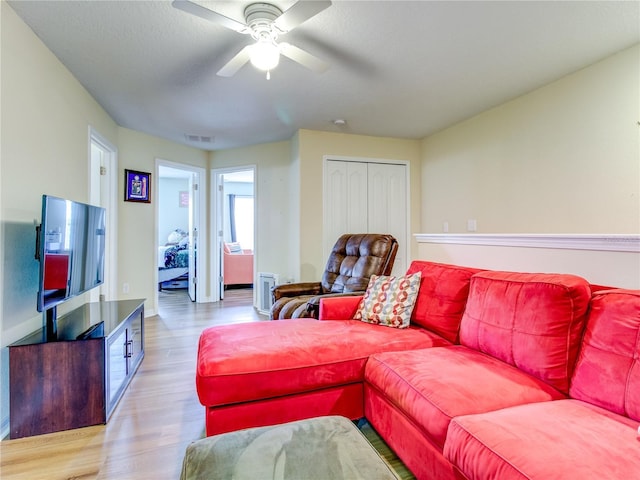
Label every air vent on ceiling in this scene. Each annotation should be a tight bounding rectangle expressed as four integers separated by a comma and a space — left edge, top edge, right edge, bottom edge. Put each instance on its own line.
185, 134, 214, 144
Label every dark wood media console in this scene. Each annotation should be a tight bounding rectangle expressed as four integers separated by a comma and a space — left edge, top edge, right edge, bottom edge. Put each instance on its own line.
8, 299, 145, 439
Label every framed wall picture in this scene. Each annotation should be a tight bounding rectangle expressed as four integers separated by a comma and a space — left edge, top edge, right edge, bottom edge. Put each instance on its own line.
124, 169, 151, 203
179, 191, 189, 208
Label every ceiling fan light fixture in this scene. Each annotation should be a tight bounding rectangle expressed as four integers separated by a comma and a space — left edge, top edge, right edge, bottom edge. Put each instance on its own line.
174, 0, 332, 78
250, 40, 280, 72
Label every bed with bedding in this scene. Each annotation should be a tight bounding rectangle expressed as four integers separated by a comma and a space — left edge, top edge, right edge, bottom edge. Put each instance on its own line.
158, 229, 191, 290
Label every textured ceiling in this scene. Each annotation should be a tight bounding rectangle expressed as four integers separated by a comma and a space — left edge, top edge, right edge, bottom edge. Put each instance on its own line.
8, 0, 640, 151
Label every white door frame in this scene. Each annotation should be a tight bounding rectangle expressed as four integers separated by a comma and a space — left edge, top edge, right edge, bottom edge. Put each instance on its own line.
156, 159, 208, 303
88, 126, 118, 302
210, 165, 256, 304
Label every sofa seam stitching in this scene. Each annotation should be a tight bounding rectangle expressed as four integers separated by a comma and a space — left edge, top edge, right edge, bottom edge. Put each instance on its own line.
447, 420, 533, 480
367, 353, 454, 449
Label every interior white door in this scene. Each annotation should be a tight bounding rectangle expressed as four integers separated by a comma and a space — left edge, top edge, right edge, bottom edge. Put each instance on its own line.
367, 163, 407, 275
324, 160, 368, 257
188, 173, 197, 302
216, 177, 225, 300
89, 130, 117, 303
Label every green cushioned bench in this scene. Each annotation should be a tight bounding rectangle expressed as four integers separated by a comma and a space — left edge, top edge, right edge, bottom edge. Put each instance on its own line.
180, 416, 399, 480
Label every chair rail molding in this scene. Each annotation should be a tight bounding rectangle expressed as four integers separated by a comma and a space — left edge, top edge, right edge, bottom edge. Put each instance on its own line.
414, 234, 640, 253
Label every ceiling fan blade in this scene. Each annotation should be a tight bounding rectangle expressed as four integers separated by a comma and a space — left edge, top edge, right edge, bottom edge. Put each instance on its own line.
217, 45, 253, 77
279, 43, 329, 73
172, 0, 247, 33
274, 0, 331, 33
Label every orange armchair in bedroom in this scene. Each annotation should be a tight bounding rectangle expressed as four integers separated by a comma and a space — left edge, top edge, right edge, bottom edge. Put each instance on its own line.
223, 243, 254, 287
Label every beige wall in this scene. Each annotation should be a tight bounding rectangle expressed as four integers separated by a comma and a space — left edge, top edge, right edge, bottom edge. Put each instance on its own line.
0, 4, 209, 434
1, 1, 119, 339
288, 133, 302, 282
296, 130, 422, 281
211, 140, 295, 279
1, 1, 120, 433
421, 44, 640, 234
117, 128, 208, 315
209, 131, 422, 283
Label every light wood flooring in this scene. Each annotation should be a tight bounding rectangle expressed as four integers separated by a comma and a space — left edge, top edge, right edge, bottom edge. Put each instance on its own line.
1, 288, 265, 480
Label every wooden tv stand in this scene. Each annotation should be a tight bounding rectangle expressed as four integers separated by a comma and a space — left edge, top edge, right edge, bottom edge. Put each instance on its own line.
8, 299, 145, 439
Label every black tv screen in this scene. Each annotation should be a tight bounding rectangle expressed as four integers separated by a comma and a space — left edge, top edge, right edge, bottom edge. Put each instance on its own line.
37, 195, 106, 313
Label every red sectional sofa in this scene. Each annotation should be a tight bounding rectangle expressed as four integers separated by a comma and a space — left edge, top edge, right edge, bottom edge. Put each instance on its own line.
195, 261, 640, 479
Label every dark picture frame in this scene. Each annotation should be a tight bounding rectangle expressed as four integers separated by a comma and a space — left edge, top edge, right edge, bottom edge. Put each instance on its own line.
124, 169, 151, 203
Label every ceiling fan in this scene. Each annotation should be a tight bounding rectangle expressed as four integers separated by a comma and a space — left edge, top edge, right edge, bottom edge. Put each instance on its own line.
172, 0, 332, 79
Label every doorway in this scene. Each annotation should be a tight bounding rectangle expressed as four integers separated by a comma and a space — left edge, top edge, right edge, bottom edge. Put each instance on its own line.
211, 167, 256, 303
156, 160, 206, 305
89, 127, 117, 303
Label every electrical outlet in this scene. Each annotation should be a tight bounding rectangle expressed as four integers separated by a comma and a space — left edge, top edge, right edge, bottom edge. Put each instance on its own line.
467, 219, 477, 232
443, 221, 449, 233
123, 283, 129, 294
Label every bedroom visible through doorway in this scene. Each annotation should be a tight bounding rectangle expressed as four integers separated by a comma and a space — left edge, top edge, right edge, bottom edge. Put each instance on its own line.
212, 167, 256, 303
157, 162, 205, 305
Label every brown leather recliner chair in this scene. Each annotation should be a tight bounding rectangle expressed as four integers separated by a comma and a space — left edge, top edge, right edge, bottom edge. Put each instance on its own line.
270, 233, 398, 319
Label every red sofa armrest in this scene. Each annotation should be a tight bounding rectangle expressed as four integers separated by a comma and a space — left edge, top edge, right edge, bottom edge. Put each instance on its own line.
318, 295, 363, 321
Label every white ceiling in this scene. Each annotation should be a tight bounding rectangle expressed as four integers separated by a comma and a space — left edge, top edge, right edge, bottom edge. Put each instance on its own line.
8, 0, 639, 151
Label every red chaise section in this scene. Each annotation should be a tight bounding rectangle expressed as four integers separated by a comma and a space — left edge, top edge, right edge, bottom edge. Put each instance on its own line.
196, 260, 481, 436
197, 319, 449, 435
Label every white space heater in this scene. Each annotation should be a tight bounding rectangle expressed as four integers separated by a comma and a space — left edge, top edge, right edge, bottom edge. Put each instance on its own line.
257, 272, 279, 315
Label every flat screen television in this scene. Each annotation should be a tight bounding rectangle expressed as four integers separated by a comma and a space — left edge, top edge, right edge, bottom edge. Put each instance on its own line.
36, 195, 106, 340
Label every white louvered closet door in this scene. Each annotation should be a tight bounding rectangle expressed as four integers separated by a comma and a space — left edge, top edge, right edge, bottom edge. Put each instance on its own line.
367, 162, 407, 275
324, 161, 368, 255
324, 159, 408, 277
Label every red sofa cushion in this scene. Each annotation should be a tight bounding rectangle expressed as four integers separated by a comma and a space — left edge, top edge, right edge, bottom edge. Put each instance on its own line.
459, 271, 591, 393
405, 261, 484, 342
365, 346, 565, 450
196, 319, 450, 407
570, 289, 640, 421
319, 295, 363, 320
445, 399, 640, 480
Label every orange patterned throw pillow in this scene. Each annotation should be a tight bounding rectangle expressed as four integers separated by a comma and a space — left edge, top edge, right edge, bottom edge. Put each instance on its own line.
354, 272, 422, 328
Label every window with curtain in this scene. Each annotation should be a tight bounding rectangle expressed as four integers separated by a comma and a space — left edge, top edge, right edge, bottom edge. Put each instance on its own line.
229, 194, 254, 251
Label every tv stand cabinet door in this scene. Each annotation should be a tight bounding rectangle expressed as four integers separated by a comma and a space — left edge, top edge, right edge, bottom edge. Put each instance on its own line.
9, 340, 105, 439
107, 326, 128, 418
128, 312, 144, 375
105, 305, 145, 419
